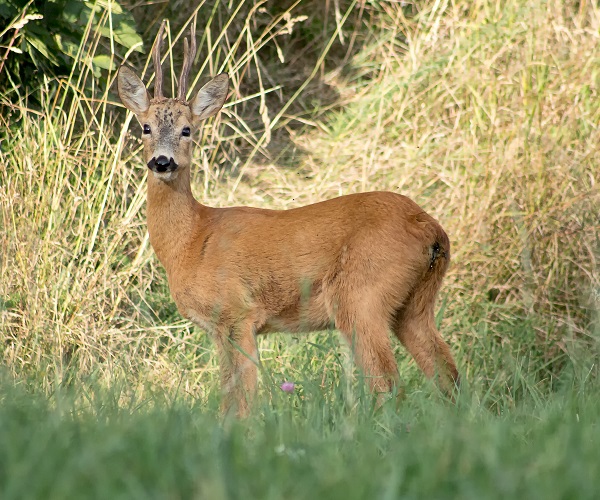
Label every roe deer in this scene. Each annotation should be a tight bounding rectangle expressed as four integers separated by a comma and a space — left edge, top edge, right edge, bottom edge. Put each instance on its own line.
117, 19, 459, 417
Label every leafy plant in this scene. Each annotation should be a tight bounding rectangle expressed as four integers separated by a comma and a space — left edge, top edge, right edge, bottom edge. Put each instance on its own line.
0, 0, 142, 101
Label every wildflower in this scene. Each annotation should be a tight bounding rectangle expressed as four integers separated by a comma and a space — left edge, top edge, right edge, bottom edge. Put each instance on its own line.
280, 381, 295, 393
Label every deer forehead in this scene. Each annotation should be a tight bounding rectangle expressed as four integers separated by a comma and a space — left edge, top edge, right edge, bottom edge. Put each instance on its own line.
146, 100, 193, 128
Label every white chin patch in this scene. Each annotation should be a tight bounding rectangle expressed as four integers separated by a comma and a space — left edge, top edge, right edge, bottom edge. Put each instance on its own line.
152, 170, 177, 182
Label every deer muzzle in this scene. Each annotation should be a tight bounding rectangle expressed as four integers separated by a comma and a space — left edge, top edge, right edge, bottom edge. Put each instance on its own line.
148, 155, 178, 173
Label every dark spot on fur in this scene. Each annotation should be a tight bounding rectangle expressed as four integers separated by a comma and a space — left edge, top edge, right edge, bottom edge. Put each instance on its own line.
200, 234, 211, 259
429, 241, 444, 269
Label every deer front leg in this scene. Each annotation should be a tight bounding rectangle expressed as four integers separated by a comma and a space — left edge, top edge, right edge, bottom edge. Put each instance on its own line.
214, 320, 259, 417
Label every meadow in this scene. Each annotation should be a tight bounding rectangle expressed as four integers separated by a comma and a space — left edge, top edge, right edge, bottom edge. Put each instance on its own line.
0, 0, 599, 498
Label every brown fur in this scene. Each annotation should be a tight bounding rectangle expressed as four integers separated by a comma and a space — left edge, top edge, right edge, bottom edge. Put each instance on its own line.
118, 46, 459, 417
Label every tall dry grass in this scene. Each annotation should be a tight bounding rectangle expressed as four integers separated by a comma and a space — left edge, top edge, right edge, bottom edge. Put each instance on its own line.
263, 0, 600, 361
0, 0, 598, 400
0, 0, 359, 396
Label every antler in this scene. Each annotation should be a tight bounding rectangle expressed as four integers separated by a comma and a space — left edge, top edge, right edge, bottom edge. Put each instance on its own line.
152, 20, 166, 100
177, 16, 197, 101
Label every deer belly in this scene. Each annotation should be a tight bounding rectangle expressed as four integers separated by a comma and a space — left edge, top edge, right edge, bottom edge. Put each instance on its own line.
259, 287, 332, 334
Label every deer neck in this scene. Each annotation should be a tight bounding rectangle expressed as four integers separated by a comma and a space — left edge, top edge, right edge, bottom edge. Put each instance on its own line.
146, 167, 205, 272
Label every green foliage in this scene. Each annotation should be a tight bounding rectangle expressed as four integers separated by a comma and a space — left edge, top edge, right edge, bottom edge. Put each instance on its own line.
0, 364, 599, 499
0, 0, 142, 100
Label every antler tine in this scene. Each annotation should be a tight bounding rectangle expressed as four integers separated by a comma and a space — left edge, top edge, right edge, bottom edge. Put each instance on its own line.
178, 38, 190, 100
177, 16, 197, 101
152, 20, 166, 100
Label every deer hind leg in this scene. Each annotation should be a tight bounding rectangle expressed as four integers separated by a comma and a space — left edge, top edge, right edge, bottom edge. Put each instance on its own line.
334, 299, 399, 400
214, 319, 259, 417
393, 302, 459, 397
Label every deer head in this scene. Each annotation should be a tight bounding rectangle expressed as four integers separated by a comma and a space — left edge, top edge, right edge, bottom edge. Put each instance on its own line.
118, 18, 229, 182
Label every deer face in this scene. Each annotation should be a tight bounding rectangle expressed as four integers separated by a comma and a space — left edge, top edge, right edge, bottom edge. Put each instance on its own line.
118, 67, 229, 182
138, 99, 193, 180
117, 19, 228, 182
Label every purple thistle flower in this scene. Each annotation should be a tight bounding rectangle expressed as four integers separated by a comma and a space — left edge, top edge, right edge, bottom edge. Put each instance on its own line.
280, 381, 295, 393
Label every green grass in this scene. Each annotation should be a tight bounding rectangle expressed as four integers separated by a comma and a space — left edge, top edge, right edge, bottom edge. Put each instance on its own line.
0, 361, 599, 499
1, 0, 599, 497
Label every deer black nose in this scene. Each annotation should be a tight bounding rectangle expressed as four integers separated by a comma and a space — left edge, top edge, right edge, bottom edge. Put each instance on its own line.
155, 155, 170, 170
148, 156, 177, 173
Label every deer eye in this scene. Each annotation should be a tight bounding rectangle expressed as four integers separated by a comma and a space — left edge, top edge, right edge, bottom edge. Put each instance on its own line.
143, 124, 151, 134
182, 126, 191, 137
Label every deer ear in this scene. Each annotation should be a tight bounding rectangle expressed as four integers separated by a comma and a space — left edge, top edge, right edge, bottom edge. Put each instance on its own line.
190, 73, 229, 122
118, 66, 150, 115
